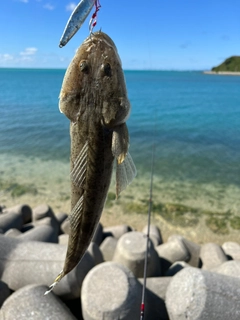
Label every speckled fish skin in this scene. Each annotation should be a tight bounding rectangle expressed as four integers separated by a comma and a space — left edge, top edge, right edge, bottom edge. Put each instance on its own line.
45, 31, 136, 294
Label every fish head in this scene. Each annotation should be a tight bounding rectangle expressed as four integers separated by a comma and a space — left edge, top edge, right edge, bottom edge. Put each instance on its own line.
59, 31, 130, 127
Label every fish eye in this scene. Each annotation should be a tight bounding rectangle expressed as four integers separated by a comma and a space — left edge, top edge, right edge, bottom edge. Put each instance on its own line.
80, 60, 89, 73
101, 63, 112, 77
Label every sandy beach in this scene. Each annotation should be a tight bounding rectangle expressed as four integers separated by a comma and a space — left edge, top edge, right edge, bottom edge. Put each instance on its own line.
203, 71, 240, 76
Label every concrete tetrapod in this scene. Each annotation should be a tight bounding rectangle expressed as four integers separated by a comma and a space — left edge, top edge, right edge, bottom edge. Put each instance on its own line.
0, 234, 94, 299
81, 262, 142, 320
200, 242, 228, 270
0, 284, 77, 320
142, 224, 162, 246
3, 204, 32, 224
100, 236, 118, 261
103, 224, 132, 240
222, 241, 240, 260
113, 231, 161, 277
166, 267, 240, 320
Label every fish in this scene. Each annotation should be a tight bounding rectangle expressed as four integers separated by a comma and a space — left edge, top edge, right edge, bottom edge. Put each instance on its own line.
59, 0, 100, 48
44, 31, 136, 294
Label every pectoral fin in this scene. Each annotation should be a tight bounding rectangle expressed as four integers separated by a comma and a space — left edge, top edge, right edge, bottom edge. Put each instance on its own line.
70, 141, 88, 188
116, 152, 137, 197
112, 123, 129, 164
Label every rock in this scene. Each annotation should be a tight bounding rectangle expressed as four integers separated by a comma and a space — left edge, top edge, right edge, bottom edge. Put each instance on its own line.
142, 224, 163, 246
214, 260, 240, 279
168, 234, 200, 267
0, 211, 23, 233
55, 212, 68, 226
0, 234, 94, 299
113, 231, 161, 277
222, 241, 240, 260
4, 204, 32, 224
58, 233, 69, 245
32, 204, 59, 235
87, 242, 104, 265
200, 242, 228, 270
0, 284, 77, 320
0, 280, 10, 307
4, 228, 22, 238
18, 225, 58, 243
165, 261, 190, 277
139, 276, 171, 320
0, 205, 6, 213
92, 223, 103, 246
103, 224, 132, 240
61, 218, 70, 235
100, 236, 118, 261
32, 204, 53, 221
81, 262, 142, 320
166, 267, 240, 320
139, 276, 171, 302
156, 237, 190, 273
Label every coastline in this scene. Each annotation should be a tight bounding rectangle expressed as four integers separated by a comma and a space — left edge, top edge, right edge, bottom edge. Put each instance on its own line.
203, 71, 240, 76
1, 153, 240, 245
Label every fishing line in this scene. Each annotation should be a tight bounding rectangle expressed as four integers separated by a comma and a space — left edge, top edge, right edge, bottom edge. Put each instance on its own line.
140, 124, 156, 320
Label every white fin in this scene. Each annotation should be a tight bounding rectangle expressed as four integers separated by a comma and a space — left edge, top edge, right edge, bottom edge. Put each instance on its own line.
116, 152, 137, 197
70, 141, 88, 188
112, 124, 129, 165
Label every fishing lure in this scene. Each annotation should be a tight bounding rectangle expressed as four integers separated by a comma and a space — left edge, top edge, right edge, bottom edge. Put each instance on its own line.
59, 0, 101, 48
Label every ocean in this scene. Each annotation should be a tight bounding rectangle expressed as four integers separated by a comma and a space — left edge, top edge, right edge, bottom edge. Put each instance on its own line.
0, 68, 240, 223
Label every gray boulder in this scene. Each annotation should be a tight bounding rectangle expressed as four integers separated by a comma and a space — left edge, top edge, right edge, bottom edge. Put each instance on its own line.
166, 267, 240, 320
142, 224, 162, 246
200, 242, 228, 270
100, 236, 118, 261
113, 231, 161, 277
222, 241, 240, 260
0, 234, 94, 299
103, 224, 132, 240
0, 280, 10, 307
0, 284, 77, 320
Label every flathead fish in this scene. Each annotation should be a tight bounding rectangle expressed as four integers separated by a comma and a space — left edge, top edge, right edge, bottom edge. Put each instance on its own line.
45, 31, 136, 294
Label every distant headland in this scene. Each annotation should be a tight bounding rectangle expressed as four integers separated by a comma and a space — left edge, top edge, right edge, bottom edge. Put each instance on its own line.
204, 56, 240, 76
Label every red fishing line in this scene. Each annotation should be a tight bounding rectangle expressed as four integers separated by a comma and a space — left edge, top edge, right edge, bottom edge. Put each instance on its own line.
89, 0, 101, 31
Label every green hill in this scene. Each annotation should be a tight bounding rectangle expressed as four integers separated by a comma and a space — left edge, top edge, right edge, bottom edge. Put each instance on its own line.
212, 56, 240, 72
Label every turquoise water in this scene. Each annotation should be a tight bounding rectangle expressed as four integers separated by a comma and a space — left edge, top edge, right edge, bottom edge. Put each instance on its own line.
0, 68, 240, 213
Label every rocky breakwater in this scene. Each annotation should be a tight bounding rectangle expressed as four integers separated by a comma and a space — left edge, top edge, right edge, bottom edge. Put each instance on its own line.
0, 203, 240, 319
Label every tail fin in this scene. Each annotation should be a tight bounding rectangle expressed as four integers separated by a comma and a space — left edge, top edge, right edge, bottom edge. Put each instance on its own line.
44, 270, 64, 295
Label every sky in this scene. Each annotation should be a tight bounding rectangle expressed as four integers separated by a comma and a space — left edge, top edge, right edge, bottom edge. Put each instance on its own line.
0, 0, 239, 70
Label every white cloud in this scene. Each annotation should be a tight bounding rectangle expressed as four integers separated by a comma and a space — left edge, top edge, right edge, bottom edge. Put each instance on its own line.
20, 47, 38, 56
43, 3, 55, 10
19, 0, 29, 3
0, 54, 14, 62
66, 2, 76, 11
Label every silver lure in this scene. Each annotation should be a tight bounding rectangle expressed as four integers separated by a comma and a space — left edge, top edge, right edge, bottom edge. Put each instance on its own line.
59, 0, 96, 48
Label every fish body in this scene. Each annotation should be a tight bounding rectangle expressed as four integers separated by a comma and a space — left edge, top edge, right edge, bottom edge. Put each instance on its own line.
45, 31, 136, 294
59, 0, 96, 47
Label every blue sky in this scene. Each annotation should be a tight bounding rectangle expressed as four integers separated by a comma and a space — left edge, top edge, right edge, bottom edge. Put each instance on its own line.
0, 0, 239, 70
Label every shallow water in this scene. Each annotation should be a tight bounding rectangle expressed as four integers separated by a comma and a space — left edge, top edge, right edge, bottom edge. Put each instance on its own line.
0, 69, 240, 220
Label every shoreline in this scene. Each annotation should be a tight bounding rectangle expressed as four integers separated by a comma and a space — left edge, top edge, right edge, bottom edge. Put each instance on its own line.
1, 153, 240, 244
203, 71, 240, 76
